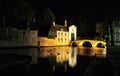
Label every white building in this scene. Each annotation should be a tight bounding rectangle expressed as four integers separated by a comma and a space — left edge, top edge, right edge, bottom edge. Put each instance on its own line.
69, 25, 77, 41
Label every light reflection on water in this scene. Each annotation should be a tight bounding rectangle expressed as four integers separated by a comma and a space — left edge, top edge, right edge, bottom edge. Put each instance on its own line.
39, 46, 106, 71
39, 46, 106, 58
0, 46, 106, 67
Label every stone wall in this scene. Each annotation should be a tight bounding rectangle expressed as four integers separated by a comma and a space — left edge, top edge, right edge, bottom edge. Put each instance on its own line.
38, 37, 58, 46
38, 37, 70, 46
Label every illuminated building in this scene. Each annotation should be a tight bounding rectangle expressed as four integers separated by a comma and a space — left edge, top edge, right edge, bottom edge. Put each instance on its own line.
48, 20, 69, 44
39, 20, 77, 46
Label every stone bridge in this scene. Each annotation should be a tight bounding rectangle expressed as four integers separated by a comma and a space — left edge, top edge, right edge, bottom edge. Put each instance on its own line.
71, 39, 106, 48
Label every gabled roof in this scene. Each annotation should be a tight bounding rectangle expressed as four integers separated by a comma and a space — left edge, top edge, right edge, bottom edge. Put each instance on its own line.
54, 24, 68, 31
69, 25, 77, 28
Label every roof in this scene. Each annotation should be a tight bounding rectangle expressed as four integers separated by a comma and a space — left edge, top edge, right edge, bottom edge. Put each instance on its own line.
54, 24, 68, 31
69, 25, 77, 28
48, 24, 68, 38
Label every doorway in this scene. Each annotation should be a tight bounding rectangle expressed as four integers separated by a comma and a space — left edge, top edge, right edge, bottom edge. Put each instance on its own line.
71, 33, 75, 41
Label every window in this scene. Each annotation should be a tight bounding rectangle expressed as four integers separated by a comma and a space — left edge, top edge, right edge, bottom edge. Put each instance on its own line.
61, 38, 63, 42
32, 38, 35, 43
58, 32, 60, 36
65, 38, 66, 42
119, 29, 120, 33
72, 29, 73, 31
113, 21, 118, 26
32, 32, 35, 34
61, 33, 63, 36
58, 38, 60, 42
65, 33, 66, 36
23, 31, 25, 34
61, 29, 63, 31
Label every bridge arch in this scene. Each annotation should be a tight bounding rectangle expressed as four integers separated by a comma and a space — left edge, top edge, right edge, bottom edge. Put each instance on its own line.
71, 42, 78, 47
96, 43, 105, 48
93, 41, 106, 48
82, 41, 92, 47
78, 40, 92, 47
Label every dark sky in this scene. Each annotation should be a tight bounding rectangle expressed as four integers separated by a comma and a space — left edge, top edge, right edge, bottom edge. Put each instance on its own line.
29, 0, 120, 25
0, 0, 120, 26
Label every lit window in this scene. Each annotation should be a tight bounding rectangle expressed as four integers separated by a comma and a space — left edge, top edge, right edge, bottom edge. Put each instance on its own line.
65, 38, 66, 42
58, 38, 60, 42
65, 33, 66, 36
61, 38, 63, 42
61, 33, 63, 36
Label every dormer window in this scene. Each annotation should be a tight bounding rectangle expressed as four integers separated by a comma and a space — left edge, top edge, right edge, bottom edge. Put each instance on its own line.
61, 29, 63, 31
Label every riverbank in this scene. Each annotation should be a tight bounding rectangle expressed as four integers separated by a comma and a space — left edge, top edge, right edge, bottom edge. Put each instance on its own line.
0, 46, 39, 49
107, 45, 120, 53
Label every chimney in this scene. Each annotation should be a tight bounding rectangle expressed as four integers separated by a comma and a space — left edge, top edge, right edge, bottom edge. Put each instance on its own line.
64, 20, 67, 27
53, 21, 55, 26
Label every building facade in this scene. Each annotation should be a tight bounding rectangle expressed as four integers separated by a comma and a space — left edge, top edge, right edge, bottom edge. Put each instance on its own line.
113, 19, 120, 45
0, 27, 38, 47
0, 20, 77, 47
39, 20, 77, 46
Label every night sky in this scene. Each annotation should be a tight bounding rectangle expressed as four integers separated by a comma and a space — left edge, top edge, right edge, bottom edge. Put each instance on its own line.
0, 0, 120, 26
29, 0, 120, 25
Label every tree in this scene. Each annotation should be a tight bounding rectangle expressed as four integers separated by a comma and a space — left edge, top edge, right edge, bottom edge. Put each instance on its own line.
96, 23, 103, 37
13, 0, 34, 23
41, 8, 56, 26
38, 8, 56, 36
77, 16, 88, 38
77, 16, 87, 32
0, 0, 35, 26
95, 22, 107, 40
108, 19, 114, 46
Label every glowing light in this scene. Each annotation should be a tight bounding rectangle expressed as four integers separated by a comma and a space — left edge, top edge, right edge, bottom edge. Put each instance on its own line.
72, 40, 106, 48
69, 47, 77, 67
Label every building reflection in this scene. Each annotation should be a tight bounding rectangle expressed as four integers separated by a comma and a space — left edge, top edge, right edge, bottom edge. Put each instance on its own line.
77, 46, 106, 57
38, 46, 106, 71
69, 47, 77, 68
49, 47, 70, 71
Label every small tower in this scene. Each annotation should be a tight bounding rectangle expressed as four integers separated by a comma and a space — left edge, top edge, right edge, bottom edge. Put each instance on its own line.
64, 20, 67, 27
69, 25, 77, 41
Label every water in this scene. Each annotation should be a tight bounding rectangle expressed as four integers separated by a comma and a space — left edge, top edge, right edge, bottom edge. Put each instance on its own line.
0, 46, 106, 64
0, 46, 107, 76
38, 46, 106, 69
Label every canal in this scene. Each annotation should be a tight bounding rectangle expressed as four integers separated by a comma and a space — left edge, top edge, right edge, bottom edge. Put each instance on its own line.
0, 46, 114, 76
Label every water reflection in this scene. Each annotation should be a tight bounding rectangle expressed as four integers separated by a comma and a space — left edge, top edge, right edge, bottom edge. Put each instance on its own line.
69, 47, 77, 68
38, 46, 106, 71
39, 46, 106, 58
77, 46, 106, 57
